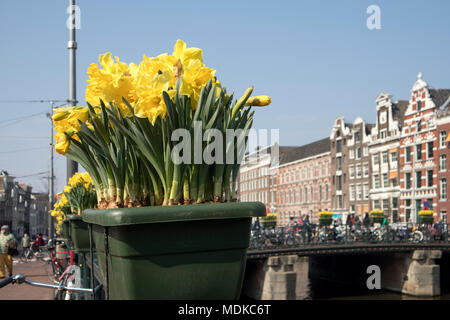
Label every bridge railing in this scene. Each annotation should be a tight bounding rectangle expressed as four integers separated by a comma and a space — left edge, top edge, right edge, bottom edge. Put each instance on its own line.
248, 221, 450, 251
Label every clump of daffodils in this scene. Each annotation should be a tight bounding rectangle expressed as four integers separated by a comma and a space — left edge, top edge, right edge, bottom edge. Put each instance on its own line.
52, 39, 271, 209
50, 172, 97, 231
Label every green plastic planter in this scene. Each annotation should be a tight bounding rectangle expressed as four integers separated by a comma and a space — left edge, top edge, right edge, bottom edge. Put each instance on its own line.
261, 221, 276, 229
60, 219, 71, 241
319, 218, 333, 226
370, 216, 385, 224
82, 201, 266, 300
68, 214, 92, 253
418, 216, 434, 225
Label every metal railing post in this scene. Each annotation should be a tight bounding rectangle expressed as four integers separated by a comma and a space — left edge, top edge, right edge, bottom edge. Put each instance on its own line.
89, 224, 95, 300
104, 227, 109, 300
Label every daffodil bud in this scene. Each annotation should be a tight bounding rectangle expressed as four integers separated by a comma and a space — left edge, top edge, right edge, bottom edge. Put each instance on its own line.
245, 95, 271, 107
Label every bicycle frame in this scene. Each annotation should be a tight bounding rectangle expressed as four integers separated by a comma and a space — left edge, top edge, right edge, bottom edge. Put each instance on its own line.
0, 274, 97, 295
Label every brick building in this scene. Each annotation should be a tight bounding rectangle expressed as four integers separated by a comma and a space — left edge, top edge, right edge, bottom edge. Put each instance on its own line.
399, 73, 450, 223
435, 105, 450, 221
368, 93, 408, 222
274, 138, 331, 225
238, 145, 293, 211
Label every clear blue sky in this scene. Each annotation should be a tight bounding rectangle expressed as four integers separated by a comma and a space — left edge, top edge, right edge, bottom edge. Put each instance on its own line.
0, 0, 449, 193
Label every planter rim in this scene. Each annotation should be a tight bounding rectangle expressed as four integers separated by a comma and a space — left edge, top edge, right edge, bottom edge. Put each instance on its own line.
67, 214, 83, 221
82, 201, 266, 227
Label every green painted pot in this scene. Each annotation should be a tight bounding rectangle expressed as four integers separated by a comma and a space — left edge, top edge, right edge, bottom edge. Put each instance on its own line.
261, 221, 276, 229
60, 219, 71, 241
370, 216, 385, 224
68, 214, 92, 253
318, 218, 333, 226
82, 201, 266, 300
418, 216, 434, 225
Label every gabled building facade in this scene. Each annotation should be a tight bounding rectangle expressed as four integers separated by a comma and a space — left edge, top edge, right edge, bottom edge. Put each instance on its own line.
368, 93, 408, 222
399, 73, 450, 222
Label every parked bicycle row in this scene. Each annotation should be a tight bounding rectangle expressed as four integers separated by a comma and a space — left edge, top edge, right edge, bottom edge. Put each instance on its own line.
249, 218, 450, 250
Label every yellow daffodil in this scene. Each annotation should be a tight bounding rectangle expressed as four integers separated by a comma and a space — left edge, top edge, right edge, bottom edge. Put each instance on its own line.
85, 53, 138, 116
54, 133, 70, 155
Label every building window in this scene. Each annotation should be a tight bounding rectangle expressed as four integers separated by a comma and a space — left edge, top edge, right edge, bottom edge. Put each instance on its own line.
380, 130, 387, 139
363, 184, 369, 200
440, 178, 447, 200
373, 154, 379, 166
337, 157, 342, 171
325, 184, 329, 200
382, 199, 389, 211
349, 184, 355, 201
440, 131, 447, 148
363, 163, 369, 177
363, 147, 368, 157
310, 186, 314, 202
382, 173, 388, 188
405, 199, 411, 221
319, 185, 322, 202
374, 174, 380, 189
349, 149, 354, 159
337, 195, 343, 209
416, 171, 422, 188
298, 188, 302, 203
440, 154, 447, 172
417, 144, 422, 160
406, 146, 411, 162
349, 166, 355, 179
406, 173, 411, 189
355, 132, 361, 142
304, 187, 308, 203
382, 151, 388, 164
417, 120, 422, 132
357, 184, 362, 200
417, 100, 422, 111
427, 141, 434, 159
390, 152, 397, 163
427, 170, 433, 187
373, 200, 380, 210
337, 140, 342, 153
356, 147, 361, 159
337, 176, 342, 191
356, 165, 362, 178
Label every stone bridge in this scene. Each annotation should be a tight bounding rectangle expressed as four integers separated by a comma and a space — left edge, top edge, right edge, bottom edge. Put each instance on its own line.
243, 243, 450, 300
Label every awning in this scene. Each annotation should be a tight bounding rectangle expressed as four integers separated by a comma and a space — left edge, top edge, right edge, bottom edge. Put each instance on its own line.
389, 171, 398, 179
446, 132, 450, 142
389, 148, 397, 153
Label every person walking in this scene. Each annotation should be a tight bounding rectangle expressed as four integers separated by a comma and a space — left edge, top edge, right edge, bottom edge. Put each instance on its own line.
0, 225, 17, 278
21, 233, 30, 256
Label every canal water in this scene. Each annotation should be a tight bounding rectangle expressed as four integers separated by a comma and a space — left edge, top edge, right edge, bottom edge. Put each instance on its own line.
295, 257, 450, 300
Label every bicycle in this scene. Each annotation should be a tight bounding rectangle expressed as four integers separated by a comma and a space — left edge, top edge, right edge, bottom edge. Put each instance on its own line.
0, 273, 100, 300
45, 239, 73, 283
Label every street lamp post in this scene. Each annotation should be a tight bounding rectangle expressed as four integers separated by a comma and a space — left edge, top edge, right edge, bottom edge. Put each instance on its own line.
47, 102, 55, 237
67, 0, 78, 180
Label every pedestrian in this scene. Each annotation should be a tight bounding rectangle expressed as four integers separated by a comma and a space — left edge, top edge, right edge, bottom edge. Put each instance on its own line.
0, 225, 17, 278
22, 233, 30, 254
363, 212, 370, 229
